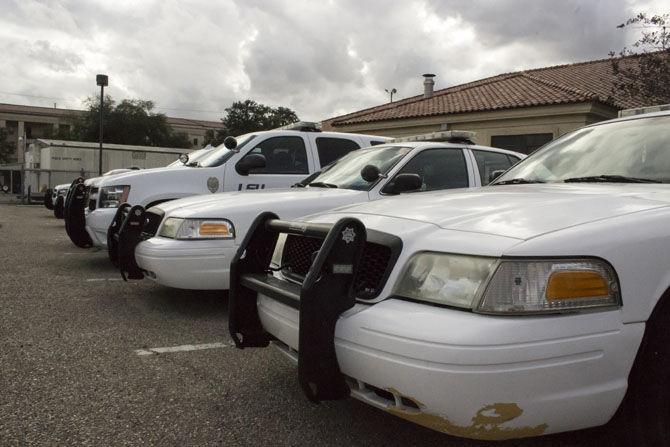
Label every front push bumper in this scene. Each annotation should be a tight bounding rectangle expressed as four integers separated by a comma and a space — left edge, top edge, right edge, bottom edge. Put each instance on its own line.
135, 237, 236, 290
228, 213, 645, 440
63, 178, 93, 248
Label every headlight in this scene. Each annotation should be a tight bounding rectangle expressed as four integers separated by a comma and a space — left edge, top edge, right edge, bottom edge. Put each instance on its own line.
159, 217, 235, 240
159, 217, 183, 238
393, 254, 620, 315
99, 185, 130, 208
476, 258, 620, 314
393, 253, 497, 309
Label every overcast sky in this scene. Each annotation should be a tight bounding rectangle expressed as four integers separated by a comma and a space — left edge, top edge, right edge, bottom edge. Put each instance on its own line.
0, 0, 666, 123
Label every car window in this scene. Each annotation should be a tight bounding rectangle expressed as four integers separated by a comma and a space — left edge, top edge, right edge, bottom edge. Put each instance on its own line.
244, 136, 309, 175
315, 137, 361, 167
308, 145, 412, 191
198, 133, 256, 167
472, 150, 517, 185
389, 148, 469, 192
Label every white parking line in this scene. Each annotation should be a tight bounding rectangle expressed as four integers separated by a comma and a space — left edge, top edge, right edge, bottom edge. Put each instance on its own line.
134, 342, 231, 356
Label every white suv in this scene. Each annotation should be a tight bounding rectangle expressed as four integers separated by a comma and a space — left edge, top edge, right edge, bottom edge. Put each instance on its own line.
70, 124, 388, 248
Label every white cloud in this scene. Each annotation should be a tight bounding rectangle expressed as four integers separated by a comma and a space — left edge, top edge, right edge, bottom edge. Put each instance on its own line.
0, 0, 664, 122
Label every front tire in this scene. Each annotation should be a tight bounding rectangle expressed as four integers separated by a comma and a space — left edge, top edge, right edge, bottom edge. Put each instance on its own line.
606, 293, 670, 445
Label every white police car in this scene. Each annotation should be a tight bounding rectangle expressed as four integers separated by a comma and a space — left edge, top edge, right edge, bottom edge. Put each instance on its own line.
122, 132, 522, 289
72, 123, 388, 248
228, 111, 670, 442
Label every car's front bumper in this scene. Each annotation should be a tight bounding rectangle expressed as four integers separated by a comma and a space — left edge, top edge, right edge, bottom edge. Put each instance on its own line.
135, 237, 236, 290
85, 208, 117, 247
258, 296, 644, 440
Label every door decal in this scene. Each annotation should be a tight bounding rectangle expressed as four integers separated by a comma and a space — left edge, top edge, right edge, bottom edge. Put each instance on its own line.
238, 183, 266, 191
207, 177, 220, 193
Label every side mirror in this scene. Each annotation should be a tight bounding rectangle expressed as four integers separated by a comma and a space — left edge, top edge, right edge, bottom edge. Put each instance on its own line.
224, 136, 238, 150
385, 173, 422, 194
489, 169, 506, 183
179, 153, 189, 165
360, 164, 381, 182
236, 154, 267, 176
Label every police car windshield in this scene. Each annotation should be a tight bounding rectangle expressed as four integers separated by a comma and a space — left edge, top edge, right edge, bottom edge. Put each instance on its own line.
198, 134, 256, 167
308, 145, 412, 191
494, 115, 670, 184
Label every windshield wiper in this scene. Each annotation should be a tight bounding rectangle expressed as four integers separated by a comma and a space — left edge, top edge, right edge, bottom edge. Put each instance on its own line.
493, 178, 546, 185
563, 175, 661, 184
308, 182, 338, 188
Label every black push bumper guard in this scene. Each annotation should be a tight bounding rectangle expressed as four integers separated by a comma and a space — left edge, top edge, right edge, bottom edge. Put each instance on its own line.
63, 177, 93, 248
107, 203, 146, 280
229, 212, 370, 403
43, 188, 54, 210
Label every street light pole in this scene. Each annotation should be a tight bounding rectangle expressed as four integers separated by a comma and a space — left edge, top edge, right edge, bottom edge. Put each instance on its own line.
96, 74, 108, 176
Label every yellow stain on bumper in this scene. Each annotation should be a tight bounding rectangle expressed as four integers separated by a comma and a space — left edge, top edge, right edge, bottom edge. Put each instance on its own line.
385, 390, 547, 441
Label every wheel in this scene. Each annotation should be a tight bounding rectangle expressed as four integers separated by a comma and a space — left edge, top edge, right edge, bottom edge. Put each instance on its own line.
606, 293, 670, 445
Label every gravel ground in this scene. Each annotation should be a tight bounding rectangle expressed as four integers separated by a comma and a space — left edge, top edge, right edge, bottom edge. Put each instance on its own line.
0, 205, 620, 446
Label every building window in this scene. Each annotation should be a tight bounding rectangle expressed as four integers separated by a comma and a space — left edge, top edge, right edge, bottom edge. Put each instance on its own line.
491, 133, 553, 155
193, 138, 198, 146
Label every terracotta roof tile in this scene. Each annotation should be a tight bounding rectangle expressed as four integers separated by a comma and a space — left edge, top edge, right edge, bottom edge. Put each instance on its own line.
326, 54, 658, 127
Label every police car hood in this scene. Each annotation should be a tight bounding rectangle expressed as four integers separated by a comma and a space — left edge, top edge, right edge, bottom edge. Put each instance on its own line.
96, 165, 207, 188
157, 187, 369, 220
309, 184, 670, 240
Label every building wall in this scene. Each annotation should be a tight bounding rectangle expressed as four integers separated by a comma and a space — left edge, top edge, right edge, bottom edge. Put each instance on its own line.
327, 102, 619, 152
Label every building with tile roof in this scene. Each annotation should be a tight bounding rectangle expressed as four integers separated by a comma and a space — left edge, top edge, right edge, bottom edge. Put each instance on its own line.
323, 53, 663, 153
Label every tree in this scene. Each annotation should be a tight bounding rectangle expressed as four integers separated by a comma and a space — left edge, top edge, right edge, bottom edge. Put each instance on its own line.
610, 13, 670, 103
208, 100, 299, 145
72, 97, 192, 148
0, 128, 16, 164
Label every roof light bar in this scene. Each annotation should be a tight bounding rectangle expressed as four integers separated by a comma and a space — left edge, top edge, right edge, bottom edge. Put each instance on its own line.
390, 130, 476, 144
275, 121, 322, 132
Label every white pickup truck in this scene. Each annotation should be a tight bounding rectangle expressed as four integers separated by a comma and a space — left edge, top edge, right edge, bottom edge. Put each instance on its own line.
228, 111, 670, 442
110, 133, 522, 287
64, 123, 388, 248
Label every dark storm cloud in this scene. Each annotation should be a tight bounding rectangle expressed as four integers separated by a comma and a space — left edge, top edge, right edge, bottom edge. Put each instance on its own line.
0, 0, 664, 121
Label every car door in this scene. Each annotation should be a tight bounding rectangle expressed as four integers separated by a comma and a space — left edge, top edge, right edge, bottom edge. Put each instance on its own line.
228, 135, 312, 191
375, 147, 472, 197
469, 149, 521, 185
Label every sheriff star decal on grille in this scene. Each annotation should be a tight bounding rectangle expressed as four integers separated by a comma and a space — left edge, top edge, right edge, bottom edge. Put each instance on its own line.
341, 227, 356, 244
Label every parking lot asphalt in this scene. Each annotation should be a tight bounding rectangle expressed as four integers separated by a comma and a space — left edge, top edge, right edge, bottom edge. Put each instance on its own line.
0, 205, 619, 446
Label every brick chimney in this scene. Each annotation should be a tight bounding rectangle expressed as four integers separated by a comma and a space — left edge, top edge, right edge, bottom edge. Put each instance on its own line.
423, 74, 436, 99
